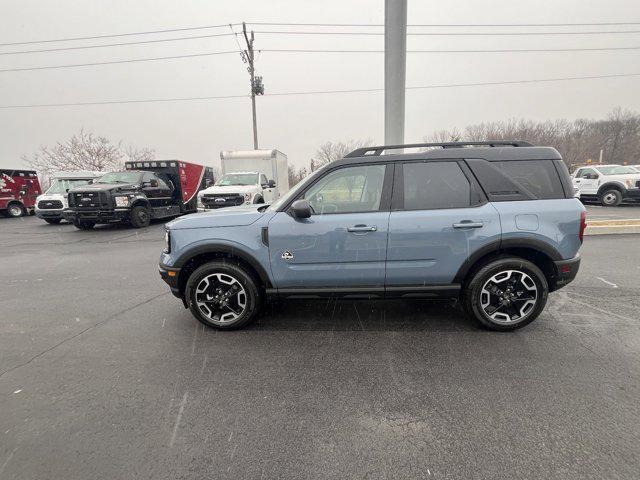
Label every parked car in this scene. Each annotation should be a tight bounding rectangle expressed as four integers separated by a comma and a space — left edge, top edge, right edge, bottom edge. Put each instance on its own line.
0, 168, 42, 217
572, 164, 640, 206
198, 172, 276, 210
159, 141, 585, 332
64, 160, 214, 229
35, 171, 102, 224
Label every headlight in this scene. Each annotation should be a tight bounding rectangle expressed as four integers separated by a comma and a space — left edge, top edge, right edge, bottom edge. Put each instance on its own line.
114, 196, 130, 207
164, 229, 171, 254
244, 193, 252, 202
625, 179, 638, 189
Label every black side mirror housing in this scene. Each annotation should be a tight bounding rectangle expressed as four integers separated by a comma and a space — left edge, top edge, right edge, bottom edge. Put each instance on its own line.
290, 199, 311, 219
268, 179, 276, 188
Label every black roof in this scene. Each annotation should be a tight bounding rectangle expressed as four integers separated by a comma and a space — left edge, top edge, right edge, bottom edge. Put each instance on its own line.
339, 141, 561, 166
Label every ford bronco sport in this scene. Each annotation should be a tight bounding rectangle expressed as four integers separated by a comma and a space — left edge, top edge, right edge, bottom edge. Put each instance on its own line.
159, 141, 585, 331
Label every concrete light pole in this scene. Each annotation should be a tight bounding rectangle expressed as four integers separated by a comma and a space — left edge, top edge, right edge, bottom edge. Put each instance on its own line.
384, 0, 408, 146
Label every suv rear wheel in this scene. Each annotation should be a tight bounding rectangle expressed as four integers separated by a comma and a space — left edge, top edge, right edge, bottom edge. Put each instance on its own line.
185, 261, 260, 330
599, 189, 622, 207
463, 257, 548, 331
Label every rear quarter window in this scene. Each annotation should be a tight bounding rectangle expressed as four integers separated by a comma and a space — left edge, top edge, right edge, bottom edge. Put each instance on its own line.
494, 160, 565, 200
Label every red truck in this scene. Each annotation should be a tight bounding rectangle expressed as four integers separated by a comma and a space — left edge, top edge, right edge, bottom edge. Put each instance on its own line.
0, 169, 42, 217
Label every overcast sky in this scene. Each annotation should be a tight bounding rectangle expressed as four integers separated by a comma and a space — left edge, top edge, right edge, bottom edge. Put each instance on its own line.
1, 0, 639, 171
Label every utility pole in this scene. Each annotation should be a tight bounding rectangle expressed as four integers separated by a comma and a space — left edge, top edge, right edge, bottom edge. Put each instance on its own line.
384, 0, 407, 146
242, 22, 263, 149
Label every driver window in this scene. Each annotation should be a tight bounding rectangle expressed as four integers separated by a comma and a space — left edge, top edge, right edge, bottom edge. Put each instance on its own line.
303, 164, 386, 214
260, 174, 268, 186
580, 168, 597, 179
142, 172, 155, 184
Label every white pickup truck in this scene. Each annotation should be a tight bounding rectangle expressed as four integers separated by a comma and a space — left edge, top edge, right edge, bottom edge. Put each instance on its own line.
572, 164, 640, 206
198, 171, 276, 210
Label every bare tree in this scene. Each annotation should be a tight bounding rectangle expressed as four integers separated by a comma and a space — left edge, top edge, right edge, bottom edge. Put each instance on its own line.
310, 139, 372, 171
288, 165, 309, 187
424, 108, 640, 170
22, 129, 156, 176
123, 144, 156, 164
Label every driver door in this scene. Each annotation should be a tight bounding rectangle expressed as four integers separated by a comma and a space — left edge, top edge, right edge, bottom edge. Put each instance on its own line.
260, 174, 274, 203
267, 163, 392, 291
573, 167, 599, 195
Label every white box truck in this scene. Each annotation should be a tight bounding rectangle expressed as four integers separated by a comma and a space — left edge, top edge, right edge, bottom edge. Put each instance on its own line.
198, 149, 289, 210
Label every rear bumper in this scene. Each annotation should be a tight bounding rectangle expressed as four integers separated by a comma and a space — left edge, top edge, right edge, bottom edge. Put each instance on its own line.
63, 208, 130, 224
552, 254, 581, 291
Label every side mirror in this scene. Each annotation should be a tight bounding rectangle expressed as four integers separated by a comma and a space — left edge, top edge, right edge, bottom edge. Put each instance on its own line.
148, 179, 158, 187
268, 179, 276, 188
290, 199, 311, 219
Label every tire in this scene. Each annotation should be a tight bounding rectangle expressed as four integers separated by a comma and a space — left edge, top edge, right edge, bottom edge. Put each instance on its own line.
73, 220, 95, 230
130, 205, 151, 228
462, 257, 548, 331
44, 218, 62, 224
7, 203, 25, 218
185, 261, 260, 330
599, 189, 622, 207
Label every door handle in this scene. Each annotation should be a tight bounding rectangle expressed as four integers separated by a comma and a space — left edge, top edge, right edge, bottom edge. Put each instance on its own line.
453, 221, 484, 229
347, 225, 377, 233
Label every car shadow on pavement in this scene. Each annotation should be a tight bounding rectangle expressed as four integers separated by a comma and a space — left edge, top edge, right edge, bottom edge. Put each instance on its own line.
250, 298, 477, 332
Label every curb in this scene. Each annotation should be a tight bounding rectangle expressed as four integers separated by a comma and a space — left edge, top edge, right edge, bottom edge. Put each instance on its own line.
585, 219, 640, 236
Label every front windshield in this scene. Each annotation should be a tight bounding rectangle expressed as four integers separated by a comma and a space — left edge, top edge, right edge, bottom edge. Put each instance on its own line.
46, 178, 92, 194
268, 166, 326, 211
215, 173, 259, 186
95, 172, 142, 184
596, 166, 639, 175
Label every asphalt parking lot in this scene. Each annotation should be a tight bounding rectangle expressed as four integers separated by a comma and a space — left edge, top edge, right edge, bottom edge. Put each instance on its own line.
1, 214, 639, 480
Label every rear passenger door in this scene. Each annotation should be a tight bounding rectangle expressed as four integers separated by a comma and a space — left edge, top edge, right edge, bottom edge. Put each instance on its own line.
386, 160, 501, 291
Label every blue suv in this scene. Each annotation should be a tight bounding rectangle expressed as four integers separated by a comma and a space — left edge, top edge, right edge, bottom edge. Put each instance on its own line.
159, 141, 586, 331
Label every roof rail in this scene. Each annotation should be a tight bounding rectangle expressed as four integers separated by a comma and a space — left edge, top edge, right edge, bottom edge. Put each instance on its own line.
344, 141, 534, 158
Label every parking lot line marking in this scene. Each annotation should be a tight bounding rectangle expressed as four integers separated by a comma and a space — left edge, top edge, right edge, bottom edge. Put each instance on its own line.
169, 391, 189, 448
596, 277, 618, 288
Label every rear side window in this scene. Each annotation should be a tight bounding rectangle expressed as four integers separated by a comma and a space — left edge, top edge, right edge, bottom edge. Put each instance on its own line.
402, 162, 473, 210
494, 160, 565, 200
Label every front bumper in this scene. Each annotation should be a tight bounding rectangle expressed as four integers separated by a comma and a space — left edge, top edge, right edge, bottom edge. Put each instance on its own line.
552, 254, 581, 291
159, 262, 182, 300
35, 208, 64, 219
63, 208, 130, 224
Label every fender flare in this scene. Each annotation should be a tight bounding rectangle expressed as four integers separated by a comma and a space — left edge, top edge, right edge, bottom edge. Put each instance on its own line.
453, 237, 562, 284
173, 241, 272, 288
597, 182, 627, 196
130, 196, 151, 209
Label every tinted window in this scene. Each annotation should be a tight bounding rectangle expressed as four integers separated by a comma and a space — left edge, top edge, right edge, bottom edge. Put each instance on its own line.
402, 162, 472, 210
303, 164, 386, 214
576, 168, 597, 178
495, 160, 564, 199
260, 174, 268, 186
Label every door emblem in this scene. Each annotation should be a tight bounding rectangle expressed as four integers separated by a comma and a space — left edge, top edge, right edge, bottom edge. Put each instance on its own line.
281, 250, 294, 260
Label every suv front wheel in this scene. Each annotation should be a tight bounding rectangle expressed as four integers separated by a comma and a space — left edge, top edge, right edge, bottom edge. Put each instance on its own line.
185, 261, 260, 329
463, 257, 548, 331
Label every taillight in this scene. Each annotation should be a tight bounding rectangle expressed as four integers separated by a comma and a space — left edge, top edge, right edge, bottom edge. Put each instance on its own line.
579, 210, 587, 243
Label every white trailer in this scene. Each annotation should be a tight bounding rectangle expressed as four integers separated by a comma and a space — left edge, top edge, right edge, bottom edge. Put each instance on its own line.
220, 149, 289, 197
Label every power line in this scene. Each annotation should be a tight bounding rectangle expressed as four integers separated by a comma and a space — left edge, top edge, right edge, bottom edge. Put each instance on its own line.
0, 23, 241, 47
1, 72, 637, 109
3, 43, 640, 74
253, 29, 640, 36
261, 46, 640, 53
248, 21, 640, 27
0, 50, 238, 73
3, 20, 640, 48
0, 33, 235, 56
